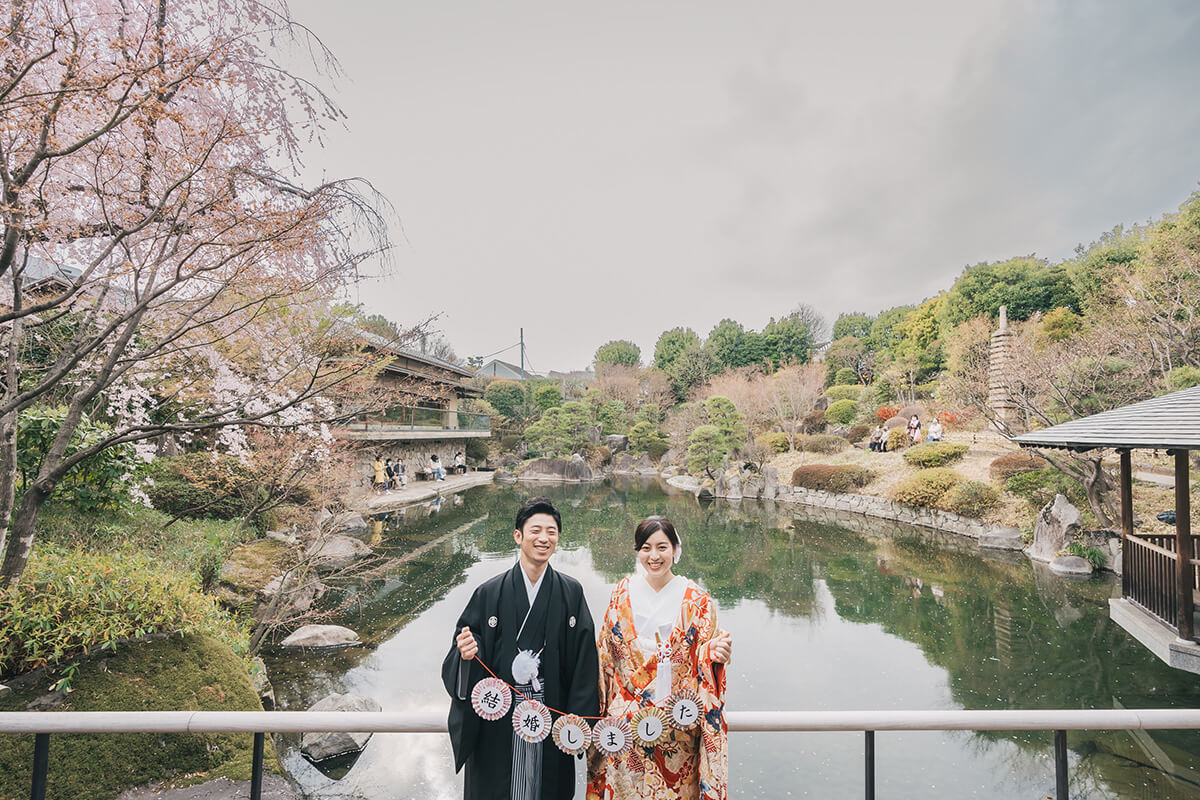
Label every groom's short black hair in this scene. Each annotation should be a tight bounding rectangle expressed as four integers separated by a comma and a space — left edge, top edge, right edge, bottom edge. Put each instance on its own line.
515, 496, 562, 534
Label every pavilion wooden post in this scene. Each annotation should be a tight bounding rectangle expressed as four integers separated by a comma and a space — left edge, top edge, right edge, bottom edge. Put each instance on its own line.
1119, 450, 1133, 598
1174, 450, 1195, 641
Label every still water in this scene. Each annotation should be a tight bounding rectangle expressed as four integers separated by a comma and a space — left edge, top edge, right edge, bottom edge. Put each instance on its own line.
262, 480, 1200, 799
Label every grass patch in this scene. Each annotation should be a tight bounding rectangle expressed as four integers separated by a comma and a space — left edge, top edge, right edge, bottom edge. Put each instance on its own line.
0, 634, 278, 800
35, 503, 250, 590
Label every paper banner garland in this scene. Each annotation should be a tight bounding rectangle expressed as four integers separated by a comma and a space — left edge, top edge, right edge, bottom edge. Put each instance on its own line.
631, 706, 668, 745
470, 677, 512, 721
592, 716, 633, 757
552, 714, 591, 756
668, 689, 701, 731
512, 699, 553, 744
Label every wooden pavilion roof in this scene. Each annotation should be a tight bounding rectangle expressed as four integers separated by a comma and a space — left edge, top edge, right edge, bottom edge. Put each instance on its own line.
1012, 385, 1200, 452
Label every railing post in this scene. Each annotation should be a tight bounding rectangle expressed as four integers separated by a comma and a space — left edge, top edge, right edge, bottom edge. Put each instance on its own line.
864, 730, 875, 800
1053, 729, 1068, 800
30, 732, 49, 800
250, 732, 264, 800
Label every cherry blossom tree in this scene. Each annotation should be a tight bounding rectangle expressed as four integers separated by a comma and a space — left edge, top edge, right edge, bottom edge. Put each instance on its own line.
0, 0, 401, 584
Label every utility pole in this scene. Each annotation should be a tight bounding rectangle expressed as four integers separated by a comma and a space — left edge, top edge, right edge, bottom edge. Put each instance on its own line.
520, 328, 526, 381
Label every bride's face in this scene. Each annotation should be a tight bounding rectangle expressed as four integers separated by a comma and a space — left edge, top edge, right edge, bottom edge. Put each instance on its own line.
637, 530, 676, 579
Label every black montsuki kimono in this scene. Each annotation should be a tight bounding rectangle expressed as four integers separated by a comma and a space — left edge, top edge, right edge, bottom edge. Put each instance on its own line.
442, 563, 600, 800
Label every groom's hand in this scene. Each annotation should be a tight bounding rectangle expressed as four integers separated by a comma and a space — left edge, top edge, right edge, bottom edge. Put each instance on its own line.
456, 626, 478, 660
711, 631, 732, 664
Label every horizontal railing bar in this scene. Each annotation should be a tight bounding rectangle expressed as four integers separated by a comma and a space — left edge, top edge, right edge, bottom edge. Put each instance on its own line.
1126, 534, 1180, 559
2, 709, 1200, 735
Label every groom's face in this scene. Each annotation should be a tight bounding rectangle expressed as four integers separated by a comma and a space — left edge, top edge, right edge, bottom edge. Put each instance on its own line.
514, 513, 559, 566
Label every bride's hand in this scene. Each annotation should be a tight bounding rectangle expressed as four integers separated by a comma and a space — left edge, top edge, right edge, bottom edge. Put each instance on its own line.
710, 631, 732, 664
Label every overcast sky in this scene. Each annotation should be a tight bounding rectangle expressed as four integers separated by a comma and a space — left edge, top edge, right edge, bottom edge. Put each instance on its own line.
286, 0, 1200, 372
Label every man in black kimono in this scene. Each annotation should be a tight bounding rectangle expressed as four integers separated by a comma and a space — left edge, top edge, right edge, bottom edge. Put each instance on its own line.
442, 496, 599, 800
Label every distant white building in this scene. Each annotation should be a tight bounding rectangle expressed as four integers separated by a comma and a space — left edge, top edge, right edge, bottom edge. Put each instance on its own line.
476, 359, 542, 381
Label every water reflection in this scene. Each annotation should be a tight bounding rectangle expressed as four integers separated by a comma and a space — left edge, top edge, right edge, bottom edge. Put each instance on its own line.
260, 482, 1200, 799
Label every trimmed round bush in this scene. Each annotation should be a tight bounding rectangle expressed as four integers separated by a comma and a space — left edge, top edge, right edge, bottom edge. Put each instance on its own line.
756, 432, 791, 453
824, 385, 862, 402
938, 481, 1001, 518
898, 406, 923, 421
834, 367, 858, 385
902, 442, 968, 468
797, 434, 849, 454
884, 414, 908, 429
989, 452, 1049, 483
825, 399, 858, 425
891, 467, 963, 508
1004, 468, 1087, 511
791, 464, 877, 493
803, 409, 826, 433
145, 453, 262, 520
886, 427, 910, 450
847, 424, 870, 443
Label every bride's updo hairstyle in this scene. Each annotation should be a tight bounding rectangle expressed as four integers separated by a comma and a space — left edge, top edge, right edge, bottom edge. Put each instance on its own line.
633, 516, 680, 551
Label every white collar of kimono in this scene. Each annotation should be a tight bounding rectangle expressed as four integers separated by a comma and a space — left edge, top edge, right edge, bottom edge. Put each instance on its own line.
629, 573, 686, 639
520, 561, 546, 609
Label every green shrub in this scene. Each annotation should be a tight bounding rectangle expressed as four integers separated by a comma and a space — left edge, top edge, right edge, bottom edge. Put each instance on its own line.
0, 549, 247, 679
1067, 541, 1107, 570
1165, 365, 1200, 392
532, 384, 563, 411
687, 424, 727, 476
791, 464, 877, 492
886, 427, 910, 450
803, 409, 826, 433
1004, 468, 1087, 511
825, 399, 858, 425
17, 405, 140, 512
902, 442, 968, 468
938, 481, 1000, 517
891, 467, 963, 508
824, 385, 862, 402
988, 452, 1049, 483
834, 367, 859, 385
145, 453, 263, 520
630, 420, 670, 460
847, 425, 871, 444
756, 432, 791, 453
499, 433, 522, 452
797, 434, 849, 454
484, 379, 527, 419
464, 437, 490, 463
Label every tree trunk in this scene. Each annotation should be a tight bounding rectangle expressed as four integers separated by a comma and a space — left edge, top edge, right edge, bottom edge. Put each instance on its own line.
0, 480, 48, 587
0, 411, 18, 558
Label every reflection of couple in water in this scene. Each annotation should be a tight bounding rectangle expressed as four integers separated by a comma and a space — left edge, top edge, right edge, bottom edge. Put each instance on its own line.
443, 496, 732, 799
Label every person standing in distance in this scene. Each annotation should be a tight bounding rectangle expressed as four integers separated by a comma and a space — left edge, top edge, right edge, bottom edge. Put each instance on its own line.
442, 496, 600, 800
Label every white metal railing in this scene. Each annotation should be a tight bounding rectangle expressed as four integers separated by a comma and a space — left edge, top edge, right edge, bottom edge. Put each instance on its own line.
4, 708, 1200, 800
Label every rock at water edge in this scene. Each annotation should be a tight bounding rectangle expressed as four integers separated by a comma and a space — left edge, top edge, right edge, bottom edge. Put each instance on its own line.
1049, 555, 1093, 578
307, 535, 372, 572
1029, 494, 1082, 563
300, 694, 382, 762
280, 624, 360, 649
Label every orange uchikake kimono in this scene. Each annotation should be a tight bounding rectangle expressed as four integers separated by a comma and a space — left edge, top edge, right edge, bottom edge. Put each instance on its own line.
586, 577, 728, 800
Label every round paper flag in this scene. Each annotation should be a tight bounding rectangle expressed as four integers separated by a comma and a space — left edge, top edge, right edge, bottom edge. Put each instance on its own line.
552, 714, 591, 756
470, 677, 512, 721
668, 690, 702, 731
512, 699, 553, 744
631, 706, 668, 745
592, 716, 632, 757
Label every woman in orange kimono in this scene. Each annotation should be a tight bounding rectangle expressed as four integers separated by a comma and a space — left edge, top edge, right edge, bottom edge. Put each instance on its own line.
587, 516, 731, 800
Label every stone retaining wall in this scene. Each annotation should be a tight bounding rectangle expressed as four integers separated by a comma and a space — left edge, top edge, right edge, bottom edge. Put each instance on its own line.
774, 485, 1024, 550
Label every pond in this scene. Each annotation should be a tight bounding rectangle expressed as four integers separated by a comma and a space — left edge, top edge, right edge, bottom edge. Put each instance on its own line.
261, 480, 1200, 799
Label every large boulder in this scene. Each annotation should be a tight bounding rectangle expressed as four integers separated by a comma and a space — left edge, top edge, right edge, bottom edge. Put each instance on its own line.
326, 511, 367, 538
634, 453, 657, 476
1029, 494, 1082, 563
660, 448, 681, 468
565, 453, 595, 482
300, 693, 382, 762
763, 466, 779, 499
743, 476, 764, 499
605, 434, 629, 454
280, 624, 360, 649
1050, 555, 1093, 578
521, 457, 594, 482
307, 535, 372, 572
586, 425, 603, 445
667, 474, 702, 492
612, 453, 634, 474
216, 539, 291, 612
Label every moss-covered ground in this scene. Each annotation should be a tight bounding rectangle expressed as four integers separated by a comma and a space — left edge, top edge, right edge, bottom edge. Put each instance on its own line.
0, 634, 279, 800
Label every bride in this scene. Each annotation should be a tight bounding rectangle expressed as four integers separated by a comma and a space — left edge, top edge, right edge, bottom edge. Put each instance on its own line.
587, 516, 732, 800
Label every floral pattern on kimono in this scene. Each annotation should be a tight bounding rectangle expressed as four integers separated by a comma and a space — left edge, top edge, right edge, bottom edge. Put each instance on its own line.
587, 577, 728, 800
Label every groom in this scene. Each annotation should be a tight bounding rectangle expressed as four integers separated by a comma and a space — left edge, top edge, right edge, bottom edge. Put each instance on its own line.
442, 496, 599, 800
